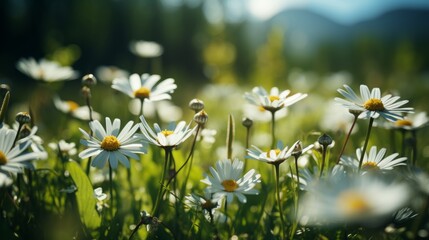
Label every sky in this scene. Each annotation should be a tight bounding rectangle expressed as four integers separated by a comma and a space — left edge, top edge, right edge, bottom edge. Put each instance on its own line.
247, 0, 429, 25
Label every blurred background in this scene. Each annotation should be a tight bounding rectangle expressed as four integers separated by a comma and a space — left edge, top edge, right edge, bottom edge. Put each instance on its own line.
1, 0, 429, 162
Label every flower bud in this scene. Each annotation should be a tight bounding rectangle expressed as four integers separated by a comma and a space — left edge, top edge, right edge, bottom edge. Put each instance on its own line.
15, 112, 31, 125
194, 110, 208, 125
318, 133, 333, 147
82, 74, 97, 87
242, 117, 253, 128
81, 86, 91, 98
189, 99, 204, 112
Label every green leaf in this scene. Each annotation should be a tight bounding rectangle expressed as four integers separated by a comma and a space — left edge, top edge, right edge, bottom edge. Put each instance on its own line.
66, 160, 101, 229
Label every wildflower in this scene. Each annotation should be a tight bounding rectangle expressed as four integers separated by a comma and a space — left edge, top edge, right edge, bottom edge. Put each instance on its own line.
185, 191, 226, 223
189, 99, 204, 112
129, 100, 183, 120
198, 128, 217, 145
82, 74, 97, 87
95, 65, 129, 84
16, 125, 46, 153
298, 174, 410, 225
16, 58, 78, 82
53, 96, 101, 121
320, 100, 358, 134
377, 111, 429, 131
129, 40, 164, 58
79, 117, 146, 169
48, 140, 77, 156
139, 116, 196, 148
244, 86, 307, 113
247, 141, 299, 165
201, 159, 261, 203
0, 128, 47, 186
335, 84, 413, 121
340, 146, 407, 172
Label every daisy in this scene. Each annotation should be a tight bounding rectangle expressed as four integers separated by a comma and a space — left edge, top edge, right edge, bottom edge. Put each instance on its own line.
16, 58, 78, 82
139, 116, 196, 148
185, 191, 226, 223
78, 117, 146, 169
298, 174, 410, 225
247, 140, 299, 165
340, 146, 407, 172
95, 65, 129, 84
244, 86, 307, 113
112, 74, 177, 112
48, 139, 77, 156
335, 84, 413, 121
393, 111, 429, 131
0, 128, 47, 186
54, 96, 101, 121
201, 159, 261, 203
130, 40, 164, 58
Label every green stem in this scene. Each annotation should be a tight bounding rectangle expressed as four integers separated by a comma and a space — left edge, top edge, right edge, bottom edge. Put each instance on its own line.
12, 122, 23, 147
109, 164, 114, 217
271, 111, 276, 149
319, 146, 327, 178
336, 115, 358, 164
294, 156, 300, 186
358, 118, 374, 171
274, 164, 286, 240
152, 148, 170, 216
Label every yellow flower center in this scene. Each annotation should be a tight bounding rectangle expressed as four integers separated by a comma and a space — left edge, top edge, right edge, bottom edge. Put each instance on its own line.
100, 135, 120, 151
222, 179, 238, 192
0, 151, 7, 165
338, 190, 370, 216
361, 161, 379, 171
66, 101, 79, 112
269, 95, 280, 102
258, 105, 267, 112
161, 130, 174, 137
266, 149, 281, 156
133, 87, 151, 99
363, 98, 385, 111
395, 119, 413, 127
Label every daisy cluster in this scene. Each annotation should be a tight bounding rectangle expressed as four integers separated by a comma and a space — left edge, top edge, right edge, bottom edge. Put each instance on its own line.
3, 42, 428, 240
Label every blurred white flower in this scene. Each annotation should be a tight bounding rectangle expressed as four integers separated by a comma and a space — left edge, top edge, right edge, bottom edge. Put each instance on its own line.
53, 96, 101, 121
299, 174, 410, 225
199, 128, 217, 145
95, 65, 129, 84
247, 140, 299, 165
130, 40, 163, 58
129, 100, 182, 121
320, 100, 358, 134
243, 103, 287, 122
48, 139, 77, 156
16, 58, 78, 82
376, 111, 429, 131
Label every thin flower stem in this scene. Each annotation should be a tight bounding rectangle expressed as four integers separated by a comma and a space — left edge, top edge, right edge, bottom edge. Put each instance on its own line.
174, 125, 200, 189
358, 117, 374, 171
271, 111, 276, 149
336, 115, 358, 164
274, 164, 286, 240
400, 129, 406, 157
294, 156, 300, 186
152, 148, 170, 216
109, 164, 114, 217
412, 130, 417, 166
12, 122, 23, 147
85, 95, 94, 176
319, 146, 327, 178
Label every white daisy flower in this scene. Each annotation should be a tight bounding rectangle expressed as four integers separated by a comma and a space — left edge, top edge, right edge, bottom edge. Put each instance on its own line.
299, 174, 410, 225
0, 128, 47, 186
335, 84, 413, 122
128, 100, 183, 121
78, 117, 146, 169
139, 116, 196, 148
340, 146, 407, 172
16, 58, 79, 82
244, 86, 307, 113
95, 65, 129, 84
53, 96, 101, 121
94, 187, 108, 201
185, 191, 226, 223
247, 140, 299, 165
201, 159, 261, 203
48, 140, 77, 156
393, 111, 429, 131
112, 73, 177, 104
320, 100, 358, 134
130, 40, 164, 58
